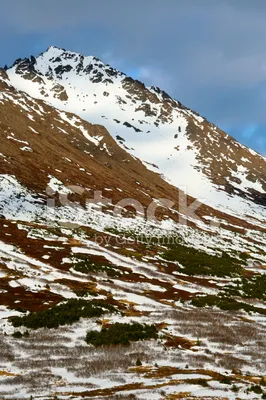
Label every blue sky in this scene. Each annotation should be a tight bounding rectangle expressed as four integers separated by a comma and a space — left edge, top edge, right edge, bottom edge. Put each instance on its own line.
1, 0, 266, 155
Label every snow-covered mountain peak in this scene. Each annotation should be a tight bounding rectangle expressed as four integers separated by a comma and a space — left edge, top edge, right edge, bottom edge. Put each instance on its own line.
5, 47, 266, 219
11, 45, 125, 87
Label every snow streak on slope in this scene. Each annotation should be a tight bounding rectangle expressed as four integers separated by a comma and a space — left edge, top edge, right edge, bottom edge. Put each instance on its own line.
0, 174, 265, 268
6, 46, 266, 221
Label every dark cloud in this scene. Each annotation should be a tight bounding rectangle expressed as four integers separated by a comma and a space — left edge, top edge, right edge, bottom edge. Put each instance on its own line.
1, 0, 266, 154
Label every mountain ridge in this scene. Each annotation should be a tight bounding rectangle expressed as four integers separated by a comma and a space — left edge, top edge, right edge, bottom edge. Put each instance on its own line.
5, 46, 266, 219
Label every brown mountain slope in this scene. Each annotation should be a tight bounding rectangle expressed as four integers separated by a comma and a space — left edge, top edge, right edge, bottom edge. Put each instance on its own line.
0, 70, 265, 234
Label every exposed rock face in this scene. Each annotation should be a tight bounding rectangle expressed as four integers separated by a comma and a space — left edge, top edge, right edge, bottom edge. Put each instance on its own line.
0, 68, 9, 81
51, 83, 68, 100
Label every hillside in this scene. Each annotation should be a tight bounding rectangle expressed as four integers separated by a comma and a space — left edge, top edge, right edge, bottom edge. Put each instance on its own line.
0, 48, 265, 399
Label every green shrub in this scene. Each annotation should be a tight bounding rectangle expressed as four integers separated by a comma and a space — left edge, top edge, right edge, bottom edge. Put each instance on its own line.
231, 384, 239, 392
74, 289, 98, 297
11, 299, 118, 329
220, 376, 231, 385
162, 244, 244, 277
72, 255, 121, 278
12, 331, 23, 338
86, 322, 158, 346
223, 275, 266, 300
248, 384, 263, 394
191, 294, 260, 313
